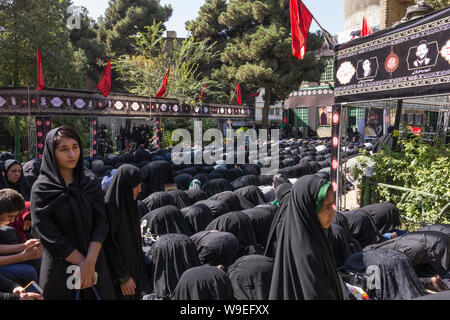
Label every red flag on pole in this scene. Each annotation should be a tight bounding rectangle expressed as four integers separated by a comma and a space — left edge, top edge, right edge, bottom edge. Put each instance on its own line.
290, 0, 313, 60
37, 45, 45, 92
361, 16, 373, 37
248, 89, 261, 97
198, 83, 207, 101
96, 60, 111, 98
235, 82, 242, 105
155, 67, 170, 98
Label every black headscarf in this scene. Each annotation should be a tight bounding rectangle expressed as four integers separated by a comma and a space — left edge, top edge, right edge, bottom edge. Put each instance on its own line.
0, 225, 22, 245
1, 159, 32, 201
264, 183, 292, 258
143, 191, 174, 211
233, 185, 266, 209
364, 231, 450, 277
195, 200, 230, 218
193, 172, 210, 186
227, 255, 274, 300
361, 202, 400, 235
185, 189, 208, 204
171, 265, 234, 300
343, 250, 427, 300
190, 230, 240, 268
269, 175, 345, 300
103, 164, 144, 300
31, 126, 114, 299
139, 161, 167, 198
342, 209, 381, 248
418, 224, 450, 236
333, 212, 362, 253
241, 207, 276, 248
174, 173, 194, 191
329, 223, 354, 268
168, 189, 193, 209
149, 233, 200, 299
202, 178, 233, 197
181, 204, 215, 234
22, 158, 41, 186
137, 200, 150, 219
205, 211, 260, 257
141, 205, 193, 237
208, 191, 243, 211
273, 175, 290, 188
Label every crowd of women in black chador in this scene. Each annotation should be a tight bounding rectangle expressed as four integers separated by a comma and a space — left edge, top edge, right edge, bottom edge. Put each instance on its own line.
1, 125, 449, 300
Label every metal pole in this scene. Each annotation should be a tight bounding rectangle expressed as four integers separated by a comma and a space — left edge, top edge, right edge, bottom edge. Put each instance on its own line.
14, 116, 21, 161
391, 99, 403, 151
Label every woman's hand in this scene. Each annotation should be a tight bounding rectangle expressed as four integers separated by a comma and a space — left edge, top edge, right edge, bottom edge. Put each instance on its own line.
19, 292, 43, 300
13, 286, 25, 294
24, 239, 40, 249
120, 277, 136, 296
21, 242, 43, 261
78, 259, 97, 289
13, 286, 43, 300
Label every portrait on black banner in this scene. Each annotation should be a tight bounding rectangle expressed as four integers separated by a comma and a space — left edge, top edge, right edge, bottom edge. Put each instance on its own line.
356, 57, 378, 80
407, 40, 439, 70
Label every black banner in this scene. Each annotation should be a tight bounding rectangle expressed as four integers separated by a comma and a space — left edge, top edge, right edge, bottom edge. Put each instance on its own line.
334, 7, 450, 103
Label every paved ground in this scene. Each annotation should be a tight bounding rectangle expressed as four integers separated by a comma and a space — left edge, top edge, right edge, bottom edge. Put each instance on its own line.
340, 189, 360, 211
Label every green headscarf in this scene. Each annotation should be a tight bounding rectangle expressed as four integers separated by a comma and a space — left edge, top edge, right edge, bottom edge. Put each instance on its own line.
315, 181, 331, 235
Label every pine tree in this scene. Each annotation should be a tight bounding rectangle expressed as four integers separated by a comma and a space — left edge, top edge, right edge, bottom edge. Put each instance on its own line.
69, 6, 107, 82
417, 0, 450, 11
98, 0, 173, 58
189, 0, 325, 129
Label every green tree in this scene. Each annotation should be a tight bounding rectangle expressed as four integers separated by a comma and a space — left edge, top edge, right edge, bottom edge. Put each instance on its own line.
0, 0, 87, 89
112, 21, 222, 104
416, 0, 450, 11
206, 0, 325, 129
98, 0, 172, 58
69, 6, 107, 82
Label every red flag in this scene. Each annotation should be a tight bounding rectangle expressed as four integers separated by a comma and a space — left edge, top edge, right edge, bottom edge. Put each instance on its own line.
248, 89, 261, 97
361, 16, 373, 37
235, 82, 242, 105
96, 60, 111, 98
290, 0, 313, 60
37, 45, 45, 92
198, 83, 207, 101
155, 67, 170, 98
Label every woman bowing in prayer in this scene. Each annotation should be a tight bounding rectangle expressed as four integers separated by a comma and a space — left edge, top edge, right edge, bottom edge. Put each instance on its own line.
103, 164, 145, 300
31, 126, 115, 300
269, 175, 346, 300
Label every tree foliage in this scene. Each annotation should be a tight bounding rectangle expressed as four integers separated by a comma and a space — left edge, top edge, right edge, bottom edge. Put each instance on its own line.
69, 6, 107, 82
416, 0, 450, 11
188, 0, 325, 128
356, 137, 450, 229
112, 21, 223, 104
98, 0, 172, 58
0, 0, 87, 89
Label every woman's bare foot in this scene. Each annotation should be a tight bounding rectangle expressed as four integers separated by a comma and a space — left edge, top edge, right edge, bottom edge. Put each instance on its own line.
431, 276, 449, 292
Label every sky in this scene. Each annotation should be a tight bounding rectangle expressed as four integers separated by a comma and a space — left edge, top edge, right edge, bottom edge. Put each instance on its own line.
71, 0, 345, 37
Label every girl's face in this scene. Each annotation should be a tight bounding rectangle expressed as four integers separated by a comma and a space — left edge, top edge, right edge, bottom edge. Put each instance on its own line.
132, 183, 141, 201
23, 220, 31, 231
317, 189, 336, 229
54, 137, 80, 172
0, 211, 18, 226
7, 164, 22, 185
